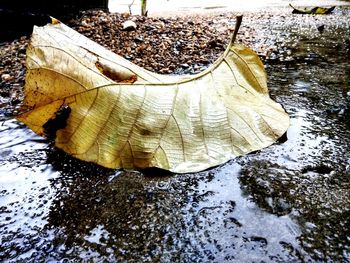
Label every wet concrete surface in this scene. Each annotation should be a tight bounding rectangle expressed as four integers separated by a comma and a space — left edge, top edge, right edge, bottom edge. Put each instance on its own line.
1, 6, 350, 263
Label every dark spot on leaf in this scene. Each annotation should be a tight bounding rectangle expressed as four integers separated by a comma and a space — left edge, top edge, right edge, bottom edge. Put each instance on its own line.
43, 104, 71, 139
140, 128, 152, 136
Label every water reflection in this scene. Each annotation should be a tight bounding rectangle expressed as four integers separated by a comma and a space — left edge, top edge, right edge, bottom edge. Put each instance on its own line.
0, 120, 58, 261
43, 151, 304, 262
0, 131, 305, 261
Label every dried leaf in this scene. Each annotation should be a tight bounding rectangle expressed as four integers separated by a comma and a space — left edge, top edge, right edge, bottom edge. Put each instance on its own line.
289, 4, 335, 14
17, 19, 289, 173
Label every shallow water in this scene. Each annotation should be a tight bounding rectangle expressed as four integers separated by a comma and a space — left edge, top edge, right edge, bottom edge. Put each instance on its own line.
1, 6, 350, 263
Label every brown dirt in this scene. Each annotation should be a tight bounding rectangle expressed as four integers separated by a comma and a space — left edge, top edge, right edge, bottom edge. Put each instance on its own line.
0, 10, 259, 119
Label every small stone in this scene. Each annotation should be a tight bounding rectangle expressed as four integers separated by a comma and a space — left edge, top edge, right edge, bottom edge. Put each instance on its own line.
121, 12, 130, 19
81, 20, 89, 27
317, 25, 325, 33
159, 68, 171, 74
1, 74, 12, 81
134, 36, 144, 43
122, 20, 137, 31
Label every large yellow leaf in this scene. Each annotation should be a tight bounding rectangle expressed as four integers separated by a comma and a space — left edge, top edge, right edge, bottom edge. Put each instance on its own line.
17, 18, 289, 173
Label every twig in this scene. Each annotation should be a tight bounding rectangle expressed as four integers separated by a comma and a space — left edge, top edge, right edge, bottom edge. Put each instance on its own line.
128, 0, 136, 15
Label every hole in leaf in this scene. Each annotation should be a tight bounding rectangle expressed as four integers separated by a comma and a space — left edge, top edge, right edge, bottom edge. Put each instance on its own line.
95, 60, 137, 83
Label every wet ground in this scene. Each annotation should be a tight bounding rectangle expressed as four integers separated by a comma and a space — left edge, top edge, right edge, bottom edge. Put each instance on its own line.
1, 5, 350, 263
109, 0, 350, 15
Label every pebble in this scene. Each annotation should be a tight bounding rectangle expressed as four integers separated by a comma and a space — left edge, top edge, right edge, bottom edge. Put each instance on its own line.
122, 20, 137, 31
1, 74, 13, 81
66, 10, 237, 77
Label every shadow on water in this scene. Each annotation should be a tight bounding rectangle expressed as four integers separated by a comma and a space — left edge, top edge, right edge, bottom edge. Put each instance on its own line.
1, 6, 350, 263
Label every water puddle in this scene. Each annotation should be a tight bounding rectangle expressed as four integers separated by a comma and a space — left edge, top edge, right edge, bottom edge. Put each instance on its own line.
0, 105, 347, 261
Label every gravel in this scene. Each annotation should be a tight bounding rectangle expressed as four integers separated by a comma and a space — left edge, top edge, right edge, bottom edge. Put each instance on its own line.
0, 9, 261, 119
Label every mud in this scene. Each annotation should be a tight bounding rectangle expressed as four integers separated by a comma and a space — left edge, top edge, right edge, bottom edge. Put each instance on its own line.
1, 6, 350, 263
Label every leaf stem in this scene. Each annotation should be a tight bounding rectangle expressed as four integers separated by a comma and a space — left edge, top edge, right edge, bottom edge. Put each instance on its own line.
231, 15, 243, 45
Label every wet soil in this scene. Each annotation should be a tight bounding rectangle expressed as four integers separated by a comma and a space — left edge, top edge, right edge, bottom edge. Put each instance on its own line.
1, 6, 350, 262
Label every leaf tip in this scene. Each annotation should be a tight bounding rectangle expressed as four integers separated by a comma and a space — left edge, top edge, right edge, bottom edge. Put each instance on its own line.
50, 17, 61, 25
